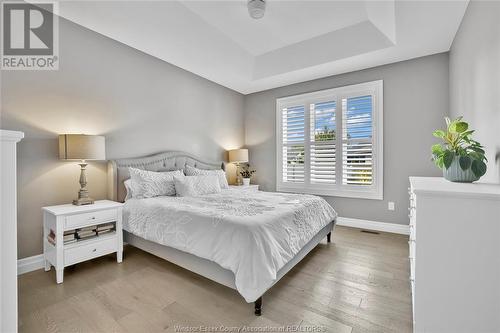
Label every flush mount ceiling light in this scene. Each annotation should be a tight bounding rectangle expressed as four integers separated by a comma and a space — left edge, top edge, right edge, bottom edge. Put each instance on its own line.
248, 0, 266, 19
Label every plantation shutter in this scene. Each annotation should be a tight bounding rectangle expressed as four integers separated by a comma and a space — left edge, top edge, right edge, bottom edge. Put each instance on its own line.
281, 105, 305, 183
310, 101, 336, 184
277, 80, 382, 199
342, 95, 373, 185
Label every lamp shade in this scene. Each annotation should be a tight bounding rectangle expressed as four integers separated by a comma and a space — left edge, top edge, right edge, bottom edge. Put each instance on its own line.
228, 149, 248, 163
59, 134, 105, 160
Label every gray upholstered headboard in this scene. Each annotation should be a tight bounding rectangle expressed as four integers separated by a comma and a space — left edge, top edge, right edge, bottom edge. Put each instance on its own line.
107, 151, 225, 202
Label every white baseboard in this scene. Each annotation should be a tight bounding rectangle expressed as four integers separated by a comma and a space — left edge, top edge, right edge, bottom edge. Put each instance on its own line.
17, 219, 407, 275
337, 217, 409, 235
17, 254, 44, 275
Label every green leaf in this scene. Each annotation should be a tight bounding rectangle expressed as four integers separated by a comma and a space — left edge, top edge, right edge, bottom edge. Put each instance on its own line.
436, 156, 444, 169
470, 146, 485, 154
445, 117, 451, 128
431, 144, 444, 155
469, 140, 482, 146
471, 160, 487, 178
448, 117, 458, 131
461, 130, 475, 137
454, 122, 468, 133
459, 156, 471, 170
457, 147, 467, 156
433, 130, 445, 139
443, 150, 454, 169
469, 151, 486, 162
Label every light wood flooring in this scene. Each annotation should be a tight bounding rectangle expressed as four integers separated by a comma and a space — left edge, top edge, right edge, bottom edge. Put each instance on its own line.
18, 226, 412, 333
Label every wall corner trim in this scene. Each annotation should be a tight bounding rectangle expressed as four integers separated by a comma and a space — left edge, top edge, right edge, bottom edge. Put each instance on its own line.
336, 217, 409, 235
17, 254, 44, 275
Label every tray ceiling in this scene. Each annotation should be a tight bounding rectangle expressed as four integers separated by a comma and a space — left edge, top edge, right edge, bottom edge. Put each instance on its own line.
50, 0, 468, 94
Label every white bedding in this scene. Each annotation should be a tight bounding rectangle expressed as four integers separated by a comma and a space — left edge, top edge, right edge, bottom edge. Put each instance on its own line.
123, 189, 337, 302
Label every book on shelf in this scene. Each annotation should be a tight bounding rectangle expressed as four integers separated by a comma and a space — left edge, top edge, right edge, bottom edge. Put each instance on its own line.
79, 226, 96, 232
97, 223, 114, 232
47, 229, 56, 245
63, 233, 75, 242
97, 229, 113, 236
77, 235, 97, 241
47, 235, 56, 245
77, 230, 96, 236
76, 230, 97, 239
77, 226, 96, 234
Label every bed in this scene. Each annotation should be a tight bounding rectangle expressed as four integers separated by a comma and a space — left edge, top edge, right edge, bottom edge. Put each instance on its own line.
107, 151, 337, 315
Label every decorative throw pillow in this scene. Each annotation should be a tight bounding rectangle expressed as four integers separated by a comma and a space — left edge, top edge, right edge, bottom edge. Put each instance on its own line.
129, 167, 184, 198
174, 175, 221, 197
184, 165, 229, 189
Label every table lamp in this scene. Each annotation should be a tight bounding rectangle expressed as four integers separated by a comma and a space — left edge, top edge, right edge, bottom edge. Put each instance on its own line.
228, 148, 248, 186
59, 134, 105, 205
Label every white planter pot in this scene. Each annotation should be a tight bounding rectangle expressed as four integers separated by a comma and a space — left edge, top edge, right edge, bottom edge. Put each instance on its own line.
242, 178, 251, 186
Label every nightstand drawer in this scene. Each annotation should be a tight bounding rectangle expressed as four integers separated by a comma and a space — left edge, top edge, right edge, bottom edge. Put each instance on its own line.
64, 236, 117, 266
65, 209, 117, 229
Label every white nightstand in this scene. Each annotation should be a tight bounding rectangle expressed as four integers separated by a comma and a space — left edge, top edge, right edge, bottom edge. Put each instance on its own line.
229, 184, 259, 192
42, 200, 123, 283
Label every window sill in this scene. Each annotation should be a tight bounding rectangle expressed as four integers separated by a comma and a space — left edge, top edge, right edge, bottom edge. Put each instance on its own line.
277, 184, 383, 200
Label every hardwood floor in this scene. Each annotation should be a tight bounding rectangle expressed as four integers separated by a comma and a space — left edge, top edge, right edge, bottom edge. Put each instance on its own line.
18, 226, 412, 333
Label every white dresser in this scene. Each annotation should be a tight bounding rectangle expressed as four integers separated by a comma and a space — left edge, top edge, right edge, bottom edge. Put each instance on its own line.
409, 177, 500, 333
0, 130, 24, 333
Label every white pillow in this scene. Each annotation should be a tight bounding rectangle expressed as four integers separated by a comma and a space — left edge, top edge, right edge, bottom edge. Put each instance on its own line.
123, 179, 135, 201
184, 165, 229, 189
129, 167, 184, 198
174, 175, 221, 197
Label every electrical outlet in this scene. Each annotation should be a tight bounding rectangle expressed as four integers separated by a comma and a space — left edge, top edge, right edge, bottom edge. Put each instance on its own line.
388, 201, 395, 211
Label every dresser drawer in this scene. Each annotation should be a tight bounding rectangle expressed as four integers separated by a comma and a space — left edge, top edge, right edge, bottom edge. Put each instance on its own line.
65, 209, 117, 230
64, 236, 117, 266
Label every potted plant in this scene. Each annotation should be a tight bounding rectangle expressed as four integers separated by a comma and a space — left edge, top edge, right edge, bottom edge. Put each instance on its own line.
431, 116, 487, 182
239, 164, 256, 186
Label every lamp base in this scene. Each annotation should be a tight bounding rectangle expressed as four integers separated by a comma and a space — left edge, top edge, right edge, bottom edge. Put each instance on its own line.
72, 162, 94, 205
73, 197, 94, 206
235, 162, 242, 186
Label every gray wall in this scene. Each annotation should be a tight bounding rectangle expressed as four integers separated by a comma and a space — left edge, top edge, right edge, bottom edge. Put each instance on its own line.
245, 53, 449, 225
1, 18, 245, 259
449, 0, 500, 183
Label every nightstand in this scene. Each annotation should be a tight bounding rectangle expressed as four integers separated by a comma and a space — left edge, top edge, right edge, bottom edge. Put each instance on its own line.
42, 200, 123, 283
229, 184, 259, 192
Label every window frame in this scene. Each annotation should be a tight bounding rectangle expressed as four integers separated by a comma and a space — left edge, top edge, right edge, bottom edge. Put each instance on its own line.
276, 80, 383, 200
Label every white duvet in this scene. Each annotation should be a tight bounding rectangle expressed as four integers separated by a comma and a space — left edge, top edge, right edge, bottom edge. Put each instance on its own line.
123, 189, 336, 302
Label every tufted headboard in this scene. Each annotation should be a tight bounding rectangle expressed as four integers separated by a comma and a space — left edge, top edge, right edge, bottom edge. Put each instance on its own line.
107, 151, 225, 202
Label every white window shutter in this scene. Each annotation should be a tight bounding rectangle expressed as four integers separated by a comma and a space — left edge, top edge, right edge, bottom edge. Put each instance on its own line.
282, 105, 305, 183
310, 101, 336, 184
276, 80, 382, 199
342, 95, 373, 185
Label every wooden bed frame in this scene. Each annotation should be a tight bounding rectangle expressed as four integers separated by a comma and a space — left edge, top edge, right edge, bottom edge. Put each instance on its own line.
107, 151, 335, 315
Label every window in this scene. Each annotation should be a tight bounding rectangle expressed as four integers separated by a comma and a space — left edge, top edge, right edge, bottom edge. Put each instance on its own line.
276, 80, 383, 199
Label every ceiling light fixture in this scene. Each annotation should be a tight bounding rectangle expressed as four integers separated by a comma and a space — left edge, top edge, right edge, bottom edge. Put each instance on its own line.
247, 0, 266, 19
